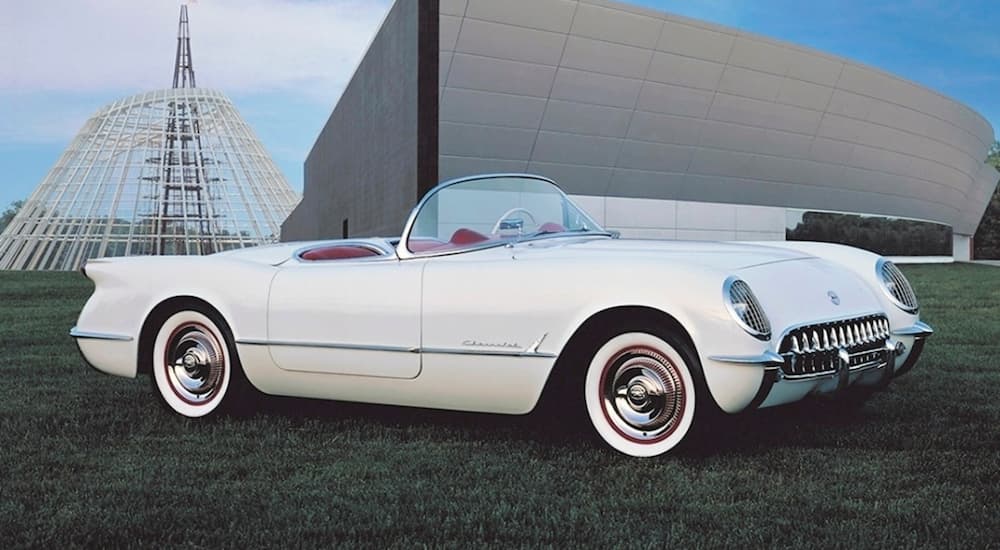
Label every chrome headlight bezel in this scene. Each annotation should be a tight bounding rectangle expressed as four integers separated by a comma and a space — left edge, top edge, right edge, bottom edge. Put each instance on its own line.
723, 276, 772, 341
876, 258, 919, 314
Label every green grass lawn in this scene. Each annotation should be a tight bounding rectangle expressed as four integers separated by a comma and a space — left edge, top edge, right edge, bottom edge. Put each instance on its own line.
1, 265, 998, 548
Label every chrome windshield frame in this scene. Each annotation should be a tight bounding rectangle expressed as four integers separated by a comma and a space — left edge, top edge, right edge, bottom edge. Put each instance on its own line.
395, 173, 610, 260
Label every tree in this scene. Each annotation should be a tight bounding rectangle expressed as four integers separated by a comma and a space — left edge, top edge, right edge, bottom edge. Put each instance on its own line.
973, 141, 1000, 259
0, 200, 24, 234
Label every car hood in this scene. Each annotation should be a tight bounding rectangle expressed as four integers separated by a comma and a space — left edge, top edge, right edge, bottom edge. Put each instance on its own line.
519, 237, 813, 271
519, 237, 882, 324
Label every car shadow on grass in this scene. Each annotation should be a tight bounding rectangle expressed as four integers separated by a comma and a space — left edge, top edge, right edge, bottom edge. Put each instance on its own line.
252, 390, 889, 457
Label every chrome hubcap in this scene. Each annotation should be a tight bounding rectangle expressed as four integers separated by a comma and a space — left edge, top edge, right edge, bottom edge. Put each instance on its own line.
165, 324, 224, 404
602, 348, 684, 442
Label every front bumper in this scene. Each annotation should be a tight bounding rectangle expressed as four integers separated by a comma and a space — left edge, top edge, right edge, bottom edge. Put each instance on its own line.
710, 321, 933, 410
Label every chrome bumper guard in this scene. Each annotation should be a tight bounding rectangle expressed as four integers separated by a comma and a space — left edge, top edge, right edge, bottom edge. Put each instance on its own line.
891, 321, 933, 378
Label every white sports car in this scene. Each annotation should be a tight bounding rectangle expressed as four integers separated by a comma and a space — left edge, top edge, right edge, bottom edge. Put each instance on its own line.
72, 174, 932, 457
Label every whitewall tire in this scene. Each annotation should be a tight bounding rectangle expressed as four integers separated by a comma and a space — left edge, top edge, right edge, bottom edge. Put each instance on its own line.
152, 309, 237, 418
585, 332, 697, 457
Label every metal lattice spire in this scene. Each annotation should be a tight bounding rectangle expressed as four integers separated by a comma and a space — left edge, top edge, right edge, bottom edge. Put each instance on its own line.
173, 5, 197, 88
0, 6, 300, 271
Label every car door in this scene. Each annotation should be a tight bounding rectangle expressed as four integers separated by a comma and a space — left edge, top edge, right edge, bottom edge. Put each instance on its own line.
420, 246, 556, 362
267, 252, 423, 379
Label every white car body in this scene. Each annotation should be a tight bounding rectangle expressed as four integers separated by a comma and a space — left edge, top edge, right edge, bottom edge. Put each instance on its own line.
72, 174, 932, 456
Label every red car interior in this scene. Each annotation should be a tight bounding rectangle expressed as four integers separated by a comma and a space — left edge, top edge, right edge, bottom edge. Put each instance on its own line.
301, 245, 382, 261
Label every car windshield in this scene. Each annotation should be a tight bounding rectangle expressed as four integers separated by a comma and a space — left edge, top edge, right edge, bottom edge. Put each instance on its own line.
403, 175, 606, 255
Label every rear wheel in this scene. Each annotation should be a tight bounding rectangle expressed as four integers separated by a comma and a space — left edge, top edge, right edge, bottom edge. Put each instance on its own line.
151, 308, 252, 418
584, 331, 700, 457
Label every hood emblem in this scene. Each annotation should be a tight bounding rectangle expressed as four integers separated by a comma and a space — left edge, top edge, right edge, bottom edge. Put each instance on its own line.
828, 291, 841, 306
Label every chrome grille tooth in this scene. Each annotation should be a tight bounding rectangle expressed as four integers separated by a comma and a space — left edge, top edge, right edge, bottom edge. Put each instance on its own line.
812, 331, 821, 351
853, 324, 861, 345
867, 321, 876, 342
822, 329, 830, 350
801, 333, 810, 353
846, 326, 855, 347
839, 327, 847, 347
791, 335, 800, 354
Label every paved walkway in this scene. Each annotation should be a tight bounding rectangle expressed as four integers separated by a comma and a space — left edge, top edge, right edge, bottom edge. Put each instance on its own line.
973, 261, 1000, 267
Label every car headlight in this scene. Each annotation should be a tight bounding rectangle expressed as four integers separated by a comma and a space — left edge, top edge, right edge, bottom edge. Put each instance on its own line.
876, 258, 919, 313
724, 276, 771, 341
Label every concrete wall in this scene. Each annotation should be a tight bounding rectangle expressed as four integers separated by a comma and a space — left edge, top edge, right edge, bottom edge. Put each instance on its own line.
438, 0, 996, 237
571, 194, 786, 241
282, 0, 437, 240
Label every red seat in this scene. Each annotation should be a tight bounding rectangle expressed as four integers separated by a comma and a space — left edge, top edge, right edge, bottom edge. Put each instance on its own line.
450, 228, 489, 245
538, 222, 566, 234
301, 245, 380, 261
408, 238, 447, 252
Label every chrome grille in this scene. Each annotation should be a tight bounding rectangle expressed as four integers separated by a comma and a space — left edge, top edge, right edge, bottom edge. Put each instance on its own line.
879, 260, 919, 312
728, 279, 771, 339
778, 314, 890, 378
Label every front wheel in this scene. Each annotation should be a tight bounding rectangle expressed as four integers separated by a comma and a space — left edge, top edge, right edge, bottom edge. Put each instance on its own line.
151, 309, 250, 418
585, 332, 698, 457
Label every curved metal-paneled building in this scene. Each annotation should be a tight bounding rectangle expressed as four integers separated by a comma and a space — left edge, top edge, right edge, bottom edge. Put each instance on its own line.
282, 0, 997, 259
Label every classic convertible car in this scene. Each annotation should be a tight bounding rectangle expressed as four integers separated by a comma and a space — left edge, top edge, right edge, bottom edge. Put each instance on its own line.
72, 174, 932, 457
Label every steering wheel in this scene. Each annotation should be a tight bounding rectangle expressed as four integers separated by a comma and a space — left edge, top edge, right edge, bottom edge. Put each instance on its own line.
491, 207, 539, 235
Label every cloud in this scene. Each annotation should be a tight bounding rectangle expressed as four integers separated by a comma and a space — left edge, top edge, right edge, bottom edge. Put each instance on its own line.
2, 0, 389, 100
0, 92, 107, 143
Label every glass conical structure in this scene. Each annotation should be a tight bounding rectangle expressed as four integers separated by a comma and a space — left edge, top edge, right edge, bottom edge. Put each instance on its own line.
0, 6, 300, 271
0, 89, 300, 270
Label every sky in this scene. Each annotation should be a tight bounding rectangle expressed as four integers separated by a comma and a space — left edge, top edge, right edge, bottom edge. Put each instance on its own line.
1, 0, 997, 210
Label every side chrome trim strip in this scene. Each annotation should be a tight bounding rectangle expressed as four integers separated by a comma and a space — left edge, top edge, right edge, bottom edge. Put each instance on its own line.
891, 321, 934, 338
421, 347, 557, 359
709, 351, 785, 367
236, 339, 557, 359
237, 339, 419, 354
69, 327, 134, 342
